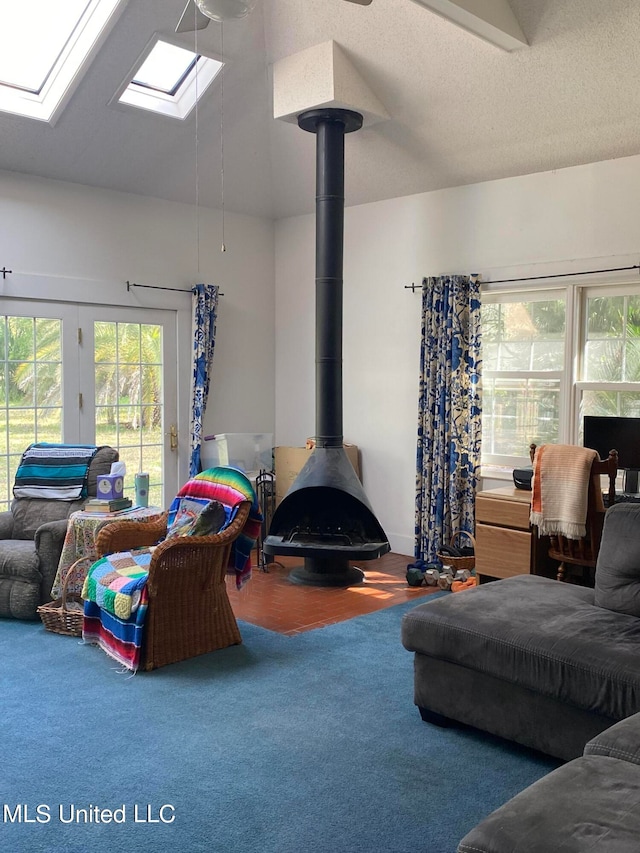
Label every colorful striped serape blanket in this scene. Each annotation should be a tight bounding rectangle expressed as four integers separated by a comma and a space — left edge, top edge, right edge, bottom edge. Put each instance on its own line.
82, 547, 154, 619
168, 467, 262, 589
14, 443, 99, 500
530, 444, 598, 540
83, 590, 148, 672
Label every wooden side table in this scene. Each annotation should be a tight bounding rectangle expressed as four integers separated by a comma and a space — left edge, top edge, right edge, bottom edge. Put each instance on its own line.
50, 506, 164, 598
475, 487, 552, 583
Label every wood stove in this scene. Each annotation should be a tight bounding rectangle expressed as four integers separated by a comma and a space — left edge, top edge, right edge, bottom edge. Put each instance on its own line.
263, 107, 390, 586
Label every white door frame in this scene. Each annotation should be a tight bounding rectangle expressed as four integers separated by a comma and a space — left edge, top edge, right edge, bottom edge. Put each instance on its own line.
1, 273, 193, 494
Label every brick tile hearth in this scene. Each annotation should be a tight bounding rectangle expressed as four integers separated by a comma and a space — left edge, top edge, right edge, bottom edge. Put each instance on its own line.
227, 552, 438, 636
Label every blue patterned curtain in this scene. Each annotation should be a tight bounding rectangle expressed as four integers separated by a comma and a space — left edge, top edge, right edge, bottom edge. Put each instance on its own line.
415, 275, 482, 562
189, 284, 219, 477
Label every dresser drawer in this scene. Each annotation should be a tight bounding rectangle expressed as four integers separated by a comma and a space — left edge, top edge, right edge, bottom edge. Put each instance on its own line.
476, 495, 531, 530
475, 522, 532, 578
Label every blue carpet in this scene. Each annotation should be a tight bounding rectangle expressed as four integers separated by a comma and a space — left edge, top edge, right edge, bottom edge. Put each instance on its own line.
0, 601, 559, 852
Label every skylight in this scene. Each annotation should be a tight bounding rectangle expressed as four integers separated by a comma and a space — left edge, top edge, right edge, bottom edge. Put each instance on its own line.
116, 39, 223, 120
132, 42, 198, 95
0, 0, 126, 123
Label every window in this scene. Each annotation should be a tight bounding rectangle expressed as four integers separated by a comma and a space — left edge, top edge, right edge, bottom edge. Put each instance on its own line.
0, 314, 64, 511
0, 1, 91, 93
0, 0, 125, 123
114, 38, 223, 120
577, 287, 640, 426
93, 320, 165, 508
481, 292, 567, 466
131, 42, 198, 95
481, 281, 640, 472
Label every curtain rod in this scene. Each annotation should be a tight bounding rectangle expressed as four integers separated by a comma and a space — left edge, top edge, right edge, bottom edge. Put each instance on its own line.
405, 264, 640, 290
126, 280, 224, 296
485, 264, 640, 285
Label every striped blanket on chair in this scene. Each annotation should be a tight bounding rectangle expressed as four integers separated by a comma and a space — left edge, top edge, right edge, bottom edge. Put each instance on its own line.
83, 591, 149, 672
14, 443, 99, 500
169, 467, 262, 589
82, 548, 154, 671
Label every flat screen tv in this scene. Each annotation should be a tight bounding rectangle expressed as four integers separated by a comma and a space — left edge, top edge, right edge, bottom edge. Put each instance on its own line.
583, 415, 640, 493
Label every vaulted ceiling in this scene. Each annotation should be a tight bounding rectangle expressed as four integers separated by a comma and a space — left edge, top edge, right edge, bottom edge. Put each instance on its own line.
2, 0, 640, 220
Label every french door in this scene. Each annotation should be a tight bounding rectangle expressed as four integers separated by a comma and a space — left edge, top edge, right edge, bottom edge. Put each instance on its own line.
77, 306, 178, 508
1, 300, 179, 510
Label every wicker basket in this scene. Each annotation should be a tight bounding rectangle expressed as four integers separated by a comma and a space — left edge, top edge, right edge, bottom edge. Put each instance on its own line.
437, 530, 476, 572
37, 557, 90, 637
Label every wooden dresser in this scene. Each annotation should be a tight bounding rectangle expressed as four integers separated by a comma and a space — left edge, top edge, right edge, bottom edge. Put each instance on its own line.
475, 487, 552, 583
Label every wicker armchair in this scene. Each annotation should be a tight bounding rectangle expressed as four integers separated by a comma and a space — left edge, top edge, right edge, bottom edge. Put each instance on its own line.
91, 502, 251, 671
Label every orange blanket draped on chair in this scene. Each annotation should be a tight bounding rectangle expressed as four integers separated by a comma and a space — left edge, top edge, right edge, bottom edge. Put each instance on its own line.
530, 444, 598, 540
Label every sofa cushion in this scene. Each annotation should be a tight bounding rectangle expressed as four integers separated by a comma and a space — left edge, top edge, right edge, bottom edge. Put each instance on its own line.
11, 497, 84, 541
457, 755, 640, 853
401, 575, 640, 721
0, 540, 41, 582
585, 711, 640, 766
595, 503, 640, 616
85, 446, 119, 495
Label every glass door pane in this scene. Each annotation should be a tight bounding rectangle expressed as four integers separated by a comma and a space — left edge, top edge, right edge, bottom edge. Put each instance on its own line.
481, 293, 567, 466
0, 302, 78, 511
79, 306, 178, 508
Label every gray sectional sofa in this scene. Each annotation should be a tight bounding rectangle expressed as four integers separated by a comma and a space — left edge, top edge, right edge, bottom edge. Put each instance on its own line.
401, 502, 640, 849
458, 712, 640, 852
402, 503, 640, 760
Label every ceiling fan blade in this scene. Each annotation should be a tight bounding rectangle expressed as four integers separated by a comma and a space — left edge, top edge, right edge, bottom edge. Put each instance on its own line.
175, 0, 211, 33
343, 0, 374, 4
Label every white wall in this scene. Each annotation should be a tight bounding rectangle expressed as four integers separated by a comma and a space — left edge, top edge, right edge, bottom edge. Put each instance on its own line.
0, 170, 276, 481
275, 154, 640, 556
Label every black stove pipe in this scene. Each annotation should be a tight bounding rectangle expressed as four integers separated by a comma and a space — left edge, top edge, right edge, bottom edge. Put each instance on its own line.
298, 108, 364, 448
263, 107, 389, 586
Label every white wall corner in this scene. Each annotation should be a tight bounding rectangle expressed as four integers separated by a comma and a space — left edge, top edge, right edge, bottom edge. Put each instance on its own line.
273, 40, 389, 127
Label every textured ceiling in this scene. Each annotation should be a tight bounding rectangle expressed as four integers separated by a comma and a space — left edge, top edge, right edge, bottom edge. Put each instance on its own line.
1, 0, 640, 219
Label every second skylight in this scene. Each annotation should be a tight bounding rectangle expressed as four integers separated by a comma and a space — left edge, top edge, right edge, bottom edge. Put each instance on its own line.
117, 39, 222, 120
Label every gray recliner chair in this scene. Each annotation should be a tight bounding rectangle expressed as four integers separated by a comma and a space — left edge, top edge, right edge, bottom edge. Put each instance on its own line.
0, 446, 119, 620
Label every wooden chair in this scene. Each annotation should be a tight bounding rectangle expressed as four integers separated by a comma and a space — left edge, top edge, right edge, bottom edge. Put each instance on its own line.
530, 444, 618, 585
91, 502, 250, 670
